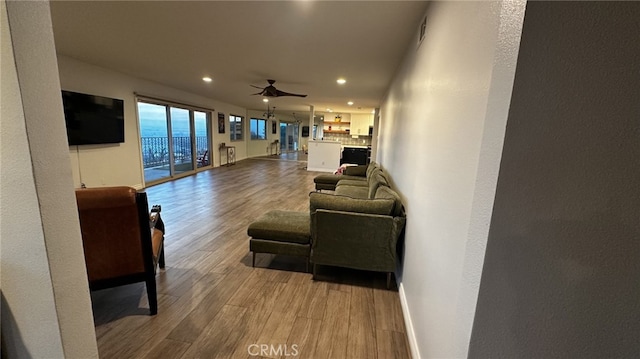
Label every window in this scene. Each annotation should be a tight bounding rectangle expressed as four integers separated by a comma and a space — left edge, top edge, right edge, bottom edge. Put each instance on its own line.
137, 98, 212, 184
229, 114, 243, 141
250, 118, 267, 140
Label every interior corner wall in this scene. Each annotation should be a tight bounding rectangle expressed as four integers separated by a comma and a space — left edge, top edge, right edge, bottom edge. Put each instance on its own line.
56, 56, 248, 188
1, 1, 98, 357
245, 110, 286, 158
377, 1, 526, 358
468, 2, 640, 358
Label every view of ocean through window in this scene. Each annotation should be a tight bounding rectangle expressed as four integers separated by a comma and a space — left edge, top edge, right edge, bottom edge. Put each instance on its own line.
138, 103, 207, 138
138, 101, 210, 182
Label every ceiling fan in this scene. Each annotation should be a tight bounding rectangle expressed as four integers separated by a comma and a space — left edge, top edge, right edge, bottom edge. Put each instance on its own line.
251, 79, 307, 98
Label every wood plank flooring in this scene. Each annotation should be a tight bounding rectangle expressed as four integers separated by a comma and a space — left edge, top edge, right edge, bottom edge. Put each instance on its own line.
90, 157, 411, 358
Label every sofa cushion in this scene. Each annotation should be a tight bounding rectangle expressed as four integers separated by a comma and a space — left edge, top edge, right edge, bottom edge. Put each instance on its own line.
309, 192, 394, 216
336, 179, 369, 187
366, 161, 379, 178
335, 185, 369, 199
368, 172, 390, 199
374, 186, 405, 217
314, 173, 367, 191
343, 164, 367, 176
314, 174, 365, 184
247, 210, 310, 244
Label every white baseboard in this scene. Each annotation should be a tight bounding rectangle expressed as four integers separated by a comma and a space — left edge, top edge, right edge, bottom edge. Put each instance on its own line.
399, 282, 421, 359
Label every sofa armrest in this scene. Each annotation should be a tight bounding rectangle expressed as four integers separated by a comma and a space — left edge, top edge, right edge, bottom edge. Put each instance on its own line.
311, 209, 405, 273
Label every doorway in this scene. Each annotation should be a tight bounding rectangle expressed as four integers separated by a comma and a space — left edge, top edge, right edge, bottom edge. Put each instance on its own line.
138, 100, 211, 184
279, 122, 299, 152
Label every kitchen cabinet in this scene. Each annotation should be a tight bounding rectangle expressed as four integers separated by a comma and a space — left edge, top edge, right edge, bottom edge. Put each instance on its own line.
350, 114, 373, 136
323, 120, 350, 134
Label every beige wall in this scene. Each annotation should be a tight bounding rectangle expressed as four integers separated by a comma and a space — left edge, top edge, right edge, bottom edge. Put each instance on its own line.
245, 109, 286, 157
377, 1, 526, 358
469, 2, 640, 357
57, 56, 249, 188
1, 1, 98, 357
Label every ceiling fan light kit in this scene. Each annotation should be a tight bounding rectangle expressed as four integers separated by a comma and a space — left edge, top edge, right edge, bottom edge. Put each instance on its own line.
264, 104, 276, 120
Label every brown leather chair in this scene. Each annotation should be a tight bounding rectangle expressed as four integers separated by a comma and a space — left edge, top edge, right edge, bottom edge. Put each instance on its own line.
75, 186, 165, 315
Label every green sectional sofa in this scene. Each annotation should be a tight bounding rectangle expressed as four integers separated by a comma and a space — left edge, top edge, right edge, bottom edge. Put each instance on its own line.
312, 162, 375, 191
248, 162, 406, 288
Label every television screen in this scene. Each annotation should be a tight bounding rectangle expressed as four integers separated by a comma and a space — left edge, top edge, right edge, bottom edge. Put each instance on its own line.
61, 90, 125, 145
301, 126, 309, 137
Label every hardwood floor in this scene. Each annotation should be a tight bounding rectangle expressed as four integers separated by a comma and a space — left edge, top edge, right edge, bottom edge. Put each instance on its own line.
90, 158, 411, 358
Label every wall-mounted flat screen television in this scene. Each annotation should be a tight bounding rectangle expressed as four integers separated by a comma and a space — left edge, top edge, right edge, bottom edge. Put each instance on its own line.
301, 126, 310, 137
61, 90, 125, 146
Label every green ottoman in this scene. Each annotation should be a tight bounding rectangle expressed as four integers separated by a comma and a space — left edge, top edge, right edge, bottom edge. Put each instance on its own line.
248, 210, 311, 271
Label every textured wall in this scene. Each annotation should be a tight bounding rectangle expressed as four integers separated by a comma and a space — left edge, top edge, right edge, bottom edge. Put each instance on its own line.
469, 2, 640, 357
377, 1, 526, 357
57, 56, 248, 188
1, 1, 98, 357
1, 2, 65, 356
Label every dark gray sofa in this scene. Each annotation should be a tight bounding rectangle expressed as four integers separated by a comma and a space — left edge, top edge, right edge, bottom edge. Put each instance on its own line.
248, 162, 406, 288
309, 183, 405, 288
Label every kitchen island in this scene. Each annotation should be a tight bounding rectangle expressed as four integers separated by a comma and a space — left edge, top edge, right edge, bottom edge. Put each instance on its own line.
307, 140, 341, 172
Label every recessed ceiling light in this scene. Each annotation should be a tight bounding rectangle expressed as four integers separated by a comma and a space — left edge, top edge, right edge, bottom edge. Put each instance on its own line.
371, 109, 376, 114
263, 98, 269, 103
202, 76, 212, 82
347, 101, 354, 106
336, 78, 346, 85
326, 108, 333, 112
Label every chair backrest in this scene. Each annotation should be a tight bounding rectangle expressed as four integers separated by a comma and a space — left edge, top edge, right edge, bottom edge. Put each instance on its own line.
75, 186, 153, 282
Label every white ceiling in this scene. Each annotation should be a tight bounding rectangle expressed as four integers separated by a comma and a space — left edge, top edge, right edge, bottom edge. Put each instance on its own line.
50, 1, 428, 117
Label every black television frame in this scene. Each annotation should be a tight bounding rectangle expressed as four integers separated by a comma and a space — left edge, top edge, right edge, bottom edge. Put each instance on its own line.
62, 90, 125, 146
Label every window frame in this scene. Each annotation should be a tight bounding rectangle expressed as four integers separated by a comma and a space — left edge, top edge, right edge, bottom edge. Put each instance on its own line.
250, 118, 268, 140
229, 114, 244, 141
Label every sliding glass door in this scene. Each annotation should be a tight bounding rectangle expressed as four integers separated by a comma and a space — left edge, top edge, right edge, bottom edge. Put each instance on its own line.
170, 107, 193, 175
194, 111, 210, 167
138, 100, 211, 184
279, 122, 299, 152
139, 102, 171, 182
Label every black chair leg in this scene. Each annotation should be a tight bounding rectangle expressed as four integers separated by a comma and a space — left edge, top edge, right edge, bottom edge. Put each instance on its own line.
146, 277, 158, 315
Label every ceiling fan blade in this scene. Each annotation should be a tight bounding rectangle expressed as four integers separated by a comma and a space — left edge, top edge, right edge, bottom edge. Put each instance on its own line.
274, 88, 307, 97
249, 80, 306, 98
